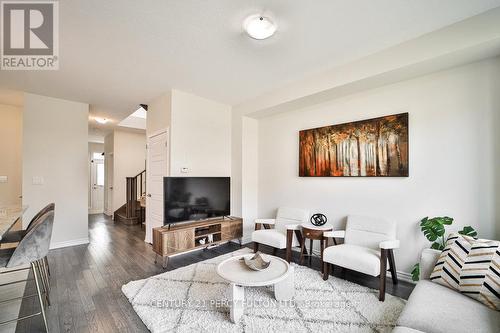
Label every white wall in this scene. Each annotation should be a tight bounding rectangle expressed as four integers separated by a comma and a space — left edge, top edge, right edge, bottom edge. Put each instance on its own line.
256, 58, 500, 274
493, 56, 500, 243
144, 90, 230, 242
0, 104, 22, 206
23, 93, 89, 248
241, 117, 259, 239
170, 89, 231, 177
112, 130, 146, 212
147, 92, 171, 137
230, 111, 243, 218
104, 132, 114, 215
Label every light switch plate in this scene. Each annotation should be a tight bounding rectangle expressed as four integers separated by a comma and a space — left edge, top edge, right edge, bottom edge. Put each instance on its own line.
0, 176, 7, 183
32, 176, 44, 185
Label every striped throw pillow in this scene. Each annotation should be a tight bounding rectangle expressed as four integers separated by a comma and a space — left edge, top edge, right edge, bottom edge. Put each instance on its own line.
430, 233, 500, 311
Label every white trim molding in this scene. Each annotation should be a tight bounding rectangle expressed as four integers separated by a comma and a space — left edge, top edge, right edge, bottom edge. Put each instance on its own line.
148, 127, 169, 139
241, 235, 252, 244
50, 237, 90, 250
395, 270, 415, 284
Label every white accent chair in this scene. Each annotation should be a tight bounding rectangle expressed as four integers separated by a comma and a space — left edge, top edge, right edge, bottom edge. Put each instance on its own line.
322, 215, 399, 301
251, 207, 309, 263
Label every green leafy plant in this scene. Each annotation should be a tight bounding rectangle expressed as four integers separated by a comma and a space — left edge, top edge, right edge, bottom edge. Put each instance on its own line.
419, 216, 453, 250
411, 263, 420, 282
459, 226, 477, 238
411, 216, 477, 281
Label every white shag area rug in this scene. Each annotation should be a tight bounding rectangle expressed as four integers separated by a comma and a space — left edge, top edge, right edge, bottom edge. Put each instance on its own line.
122, 249, 405, 333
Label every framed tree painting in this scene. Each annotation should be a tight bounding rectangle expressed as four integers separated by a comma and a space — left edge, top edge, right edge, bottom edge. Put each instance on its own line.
299, 113, 408, 177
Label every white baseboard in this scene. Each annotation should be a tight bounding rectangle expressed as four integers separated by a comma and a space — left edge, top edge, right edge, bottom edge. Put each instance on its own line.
88, 209, 104, 215
241, 235, 252, 244
395, 271, 415, 284
50, 237, 89, 250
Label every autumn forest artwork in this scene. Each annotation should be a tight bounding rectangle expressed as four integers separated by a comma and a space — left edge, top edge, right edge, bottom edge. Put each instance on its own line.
299, 113, 409, 177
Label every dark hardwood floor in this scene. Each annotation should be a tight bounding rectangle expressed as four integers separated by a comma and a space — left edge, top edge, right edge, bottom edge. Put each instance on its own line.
12, 214, 414, 332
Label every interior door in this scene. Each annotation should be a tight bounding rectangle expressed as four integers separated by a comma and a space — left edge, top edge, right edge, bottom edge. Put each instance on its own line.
90, 159, 105, 214
145, 130, 168, 243
105, 153, 114, 215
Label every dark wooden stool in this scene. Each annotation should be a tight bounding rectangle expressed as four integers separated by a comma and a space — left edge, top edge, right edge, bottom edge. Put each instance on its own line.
299, 223, 333, 273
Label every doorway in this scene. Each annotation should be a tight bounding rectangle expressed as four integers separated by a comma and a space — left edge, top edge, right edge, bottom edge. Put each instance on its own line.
145, 129, 168, 243
89, 144, 105, 214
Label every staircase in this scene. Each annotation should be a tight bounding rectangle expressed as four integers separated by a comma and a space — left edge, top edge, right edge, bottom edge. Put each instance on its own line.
114, 170, 146, 226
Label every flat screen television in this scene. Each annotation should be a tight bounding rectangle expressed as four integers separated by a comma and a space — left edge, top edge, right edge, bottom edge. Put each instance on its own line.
163, 177, 230, 225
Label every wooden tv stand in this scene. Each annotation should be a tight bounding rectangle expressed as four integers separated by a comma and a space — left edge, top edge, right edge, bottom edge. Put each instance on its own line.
152, 217, 243, 268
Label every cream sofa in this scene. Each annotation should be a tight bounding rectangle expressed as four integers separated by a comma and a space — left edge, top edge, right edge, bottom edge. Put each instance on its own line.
393, 249, 500, 333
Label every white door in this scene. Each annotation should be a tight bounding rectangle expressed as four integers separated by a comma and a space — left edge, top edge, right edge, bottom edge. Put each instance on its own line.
145, 130, 168, 243
105, 153, 114, 216
90, 158, 105, 214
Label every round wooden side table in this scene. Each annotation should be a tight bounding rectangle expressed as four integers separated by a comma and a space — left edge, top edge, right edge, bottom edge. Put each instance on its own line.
300, 223, 333, 273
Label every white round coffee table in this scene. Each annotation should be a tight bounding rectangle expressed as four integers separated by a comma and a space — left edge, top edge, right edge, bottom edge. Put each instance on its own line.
216, 253, 295, 323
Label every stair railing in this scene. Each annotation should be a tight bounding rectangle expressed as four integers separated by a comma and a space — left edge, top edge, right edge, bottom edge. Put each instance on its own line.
125, 169, 146, 220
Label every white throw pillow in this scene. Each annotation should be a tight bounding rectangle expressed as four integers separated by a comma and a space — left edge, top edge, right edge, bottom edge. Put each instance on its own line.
430, 233, 500, 311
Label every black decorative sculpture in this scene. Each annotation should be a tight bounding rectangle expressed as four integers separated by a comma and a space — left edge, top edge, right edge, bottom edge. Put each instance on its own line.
310, 213, 327, 226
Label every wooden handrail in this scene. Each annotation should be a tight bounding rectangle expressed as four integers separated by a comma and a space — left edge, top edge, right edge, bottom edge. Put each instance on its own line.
124, 169, 146, 219
134, 170, 146, 178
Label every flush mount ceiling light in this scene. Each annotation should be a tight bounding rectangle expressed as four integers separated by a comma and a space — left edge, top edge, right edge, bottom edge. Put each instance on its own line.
244, 15, 277, 40
95, 117, 108, 124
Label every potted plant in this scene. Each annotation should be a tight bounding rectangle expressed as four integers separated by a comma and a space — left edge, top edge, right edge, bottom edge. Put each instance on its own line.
411, 216, 477, 281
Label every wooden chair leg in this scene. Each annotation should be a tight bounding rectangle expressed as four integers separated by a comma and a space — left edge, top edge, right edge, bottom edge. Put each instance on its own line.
299, 239, 306, 265
286, 230, 293, 263
308, 239, 313, 265
320, 238, 325, 274
323, 261, 329, 280
379, 248, 388, 301
388, 249, 398, 284
253, 242, 259, 253
295, 230, 307, 255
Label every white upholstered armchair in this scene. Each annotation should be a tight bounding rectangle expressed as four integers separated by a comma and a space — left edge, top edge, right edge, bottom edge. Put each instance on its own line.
322, 215, 399, 301
251, 207, 309, 263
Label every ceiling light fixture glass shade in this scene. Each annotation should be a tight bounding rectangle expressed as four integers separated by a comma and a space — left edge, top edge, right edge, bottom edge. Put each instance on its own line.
95, 117, 108, 124
244, 15, 277, 40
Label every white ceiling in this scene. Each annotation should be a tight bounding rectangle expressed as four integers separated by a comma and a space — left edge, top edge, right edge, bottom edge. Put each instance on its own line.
1, 0, 499, 125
